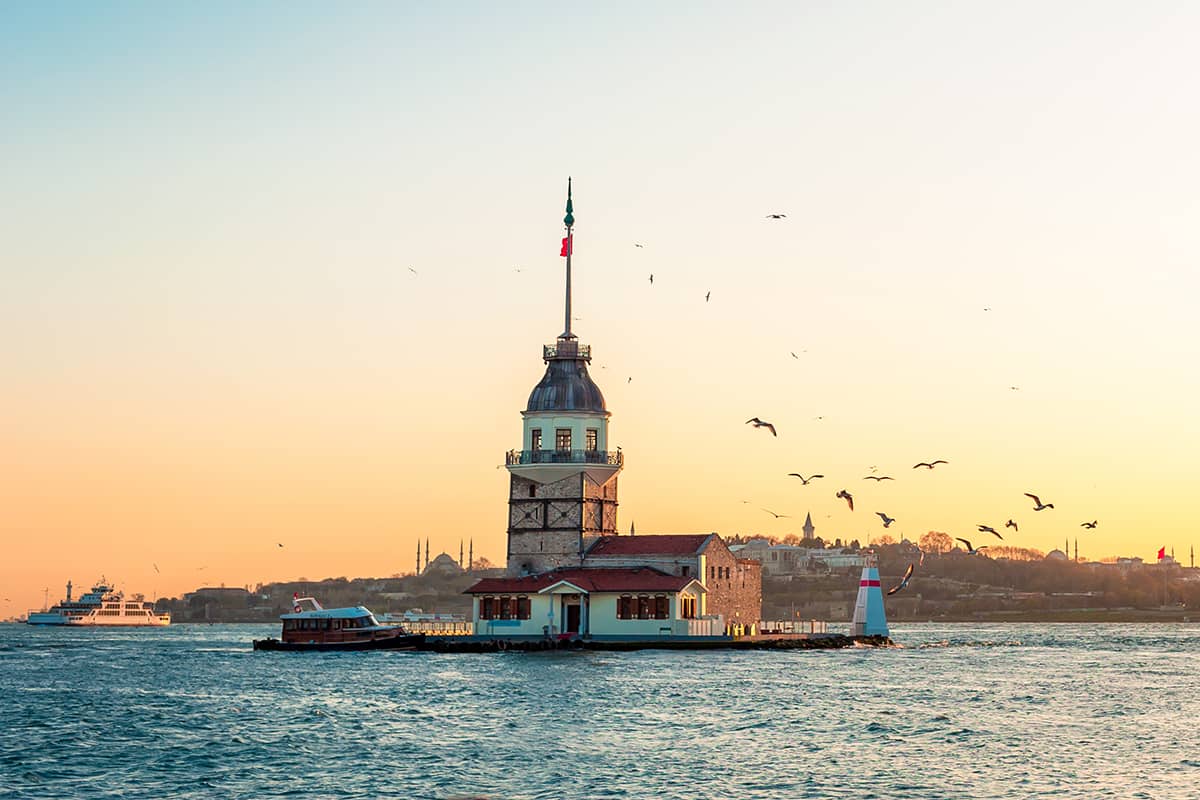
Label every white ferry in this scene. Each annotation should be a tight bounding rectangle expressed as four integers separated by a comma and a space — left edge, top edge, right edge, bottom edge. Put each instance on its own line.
26, 580, 171, 627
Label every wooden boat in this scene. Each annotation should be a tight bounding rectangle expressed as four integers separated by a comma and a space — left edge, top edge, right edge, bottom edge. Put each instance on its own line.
253, 595, 425, 652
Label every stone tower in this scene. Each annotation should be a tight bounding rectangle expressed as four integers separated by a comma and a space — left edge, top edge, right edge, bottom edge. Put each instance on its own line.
504, 180, 622, 576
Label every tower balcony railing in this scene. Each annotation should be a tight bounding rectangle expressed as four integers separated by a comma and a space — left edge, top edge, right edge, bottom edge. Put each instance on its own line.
506, 449, 623, 467
543, 342, 590, 361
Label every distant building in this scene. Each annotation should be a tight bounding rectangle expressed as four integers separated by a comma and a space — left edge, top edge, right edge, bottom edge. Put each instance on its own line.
423, 553, 464, 577
1045, 549, 1069, 561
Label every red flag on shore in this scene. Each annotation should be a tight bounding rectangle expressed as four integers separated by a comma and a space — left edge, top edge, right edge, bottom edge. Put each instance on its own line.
1157, 546, 1166, 560
560, 235, 573, 257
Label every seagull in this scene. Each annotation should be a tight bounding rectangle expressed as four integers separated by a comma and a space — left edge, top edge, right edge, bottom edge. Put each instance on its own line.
649, 274, 654, 284
983, 306, 991, 312
746, 417, 777, 436
913, 460, 948, 469
1025, 493, 1054, 511
1081, 520, 1098, 529
787, 473, 823, 485
705, 290, 711, 302
406, 267, 418, 275
887, 564, 914, 596
762, 508, 790, 519
977, 525, 1003, 540
876, 512, 895, 528
955, 538, 988, 555
513, 267, 522, 273
1005, 519, 1019, 532
765, 213, 787, 219
863, 475, 894, 482
790, 352, 799, 359
153, 563, 160, 573
277, 543, 284, 548
634, 243, 645, 248
627, 377, 632, 384
836, 489, 854, 511
1010, 386, 1020, 391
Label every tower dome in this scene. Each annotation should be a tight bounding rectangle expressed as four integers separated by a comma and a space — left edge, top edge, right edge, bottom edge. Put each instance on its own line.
526, 339, 608, 413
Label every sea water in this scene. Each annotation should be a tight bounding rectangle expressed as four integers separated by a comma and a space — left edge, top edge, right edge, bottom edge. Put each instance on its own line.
1, 623, 1197, 799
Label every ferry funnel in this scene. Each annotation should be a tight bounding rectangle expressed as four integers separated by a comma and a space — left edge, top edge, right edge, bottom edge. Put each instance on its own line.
851, 554, 889, 637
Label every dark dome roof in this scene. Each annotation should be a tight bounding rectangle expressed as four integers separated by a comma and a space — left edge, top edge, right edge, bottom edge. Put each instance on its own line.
526, 358, 608, 413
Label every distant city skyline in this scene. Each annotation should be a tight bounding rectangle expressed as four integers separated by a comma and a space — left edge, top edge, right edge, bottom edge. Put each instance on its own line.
5, 3, 1200, 615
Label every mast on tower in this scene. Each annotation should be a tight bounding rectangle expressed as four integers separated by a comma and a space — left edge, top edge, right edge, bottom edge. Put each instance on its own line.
561, 177, 575, 340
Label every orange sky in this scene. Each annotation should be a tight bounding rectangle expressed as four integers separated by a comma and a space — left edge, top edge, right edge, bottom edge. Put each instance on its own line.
4, 4, 1200, 616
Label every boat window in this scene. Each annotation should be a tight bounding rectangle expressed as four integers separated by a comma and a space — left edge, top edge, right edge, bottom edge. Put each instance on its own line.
366, 615, 379, 627
284, 620, 295, 631
331, 619, 341, 629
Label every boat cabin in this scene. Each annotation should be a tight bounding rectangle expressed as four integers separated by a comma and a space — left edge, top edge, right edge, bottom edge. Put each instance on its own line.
278, 596, 403, 645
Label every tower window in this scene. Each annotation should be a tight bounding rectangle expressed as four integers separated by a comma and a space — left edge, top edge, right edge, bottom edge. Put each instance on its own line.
556, 429, 572, 451
586, 428, 598, 451
530, 429, 542, 450
528, 485, 536, 498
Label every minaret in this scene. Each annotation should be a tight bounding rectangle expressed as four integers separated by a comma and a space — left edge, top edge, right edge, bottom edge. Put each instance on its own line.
459, 539, 464, 569
504, 180, 623, 576
415, 542, 420, 575
424, 538, 429, 572
468, 539, 474, 573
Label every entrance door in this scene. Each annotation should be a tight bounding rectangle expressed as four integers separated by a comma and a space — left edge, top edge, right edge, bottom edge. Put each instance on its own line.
565, 603, 581, 634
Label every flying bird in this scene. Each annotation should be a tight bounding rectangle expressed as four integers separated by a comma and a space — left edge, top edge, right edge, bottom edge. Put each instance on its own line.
876, 512, 895, 528
705, 290, 711, 302
790, 352, 799, 359
634, 243, 645, 248
406, 267, 418, 275
627, 377, 632, 384
887, 564, 915, 596
277, 543, 284, 548
913, 460, 948, 469
863, 475, 894, 482
153, 563, 160, 573
836, 489, 854, 511
955, 538, 988, 555
977, 525, 1003, 540
1081, 520, 1098, 529
746, 417, 778, 436
1005, 519, 1019, 532
1024, 493, 1054, 511
765, 213, 787, 219
761, 508, 791, 519
787, 473, 823, 485
649, 274, 654, 284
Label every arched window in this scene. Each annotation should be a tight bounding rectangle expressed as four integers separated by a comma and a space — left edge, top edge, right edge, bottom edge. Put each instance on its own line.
637, 595, 651, 620
617, 595, 633, 619
654, 595, 669, 619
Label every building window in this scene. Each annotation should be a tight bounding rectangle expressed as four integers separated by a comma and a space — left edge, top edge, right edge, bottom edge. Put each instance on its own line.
617, 595, 633, 619
556, 429, 572, 451
681, 596, 697, 619
586, 429, 598, 451
528, 485, 536, 498
654, 595, 669, 619
637, 595, 652, 620
499, 597, 513, 620
479, 597, 494, 620
530, 429, 542, 450
516, 596, 531, 620
681, 565, 690, 577
709, 566, 715, 580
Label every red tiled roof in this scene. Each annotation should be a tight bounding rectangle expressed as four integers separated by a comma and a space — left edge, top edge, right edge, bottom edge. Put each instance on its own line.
585, 533, 714, 557
465, 567, 697, 594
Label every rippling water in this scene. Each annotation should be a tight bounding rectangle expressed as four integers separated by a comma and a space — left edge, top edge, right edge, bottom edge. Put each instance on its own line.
1, 623, 1197, 799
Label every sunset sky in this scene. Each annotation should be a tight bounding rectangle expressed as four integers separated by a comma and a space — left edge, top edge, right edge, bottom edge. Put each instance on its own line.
4, 3, 1200, 616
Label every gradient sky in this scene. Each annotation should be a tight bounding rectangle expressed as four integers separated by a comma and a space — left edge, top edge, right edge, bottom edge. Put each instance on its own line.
4, 3, 1200, 616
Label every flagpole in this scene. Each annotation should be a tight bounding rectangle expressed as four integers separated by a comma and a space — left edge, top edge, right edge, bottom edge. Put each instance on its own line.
562, 177, 574, 340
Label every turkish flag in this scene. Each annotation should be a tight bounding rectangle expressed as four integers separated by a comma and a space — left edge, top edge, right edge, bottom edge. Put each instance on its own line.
1157, 547, 1166, 560
560, 235, 573, 257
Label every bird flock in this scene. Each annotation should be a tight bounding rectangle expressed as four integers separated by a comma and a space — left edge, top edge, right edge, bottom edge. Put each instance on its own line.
742, 415, 1101, 597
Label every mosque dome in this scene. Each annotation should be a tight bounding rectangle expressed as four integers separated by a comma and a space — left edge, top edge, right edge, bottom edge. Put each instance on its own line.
526, 350, 608, 414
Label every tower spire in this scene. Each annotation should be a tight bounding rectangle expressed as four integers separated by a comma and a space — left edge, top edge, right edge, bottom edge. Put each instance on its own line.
561, 177, 576, 340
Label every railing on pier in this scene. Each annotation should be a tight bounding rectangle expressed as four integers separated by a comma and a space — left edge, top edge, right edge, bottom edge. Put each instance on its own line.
505, 449, 623, 467
403, 620, 473, 636
757, 619, 828, 635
